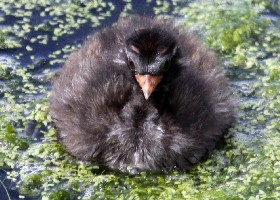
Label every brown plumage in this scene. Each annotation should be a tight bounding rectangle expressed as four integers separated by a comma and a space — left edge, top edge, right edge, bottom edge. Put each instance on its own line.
49, 16, 235, 173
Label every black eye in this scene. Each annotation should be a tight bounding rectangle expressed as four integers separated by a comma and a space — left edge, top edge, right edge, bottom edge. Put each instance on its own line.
128, 59, 136, 71
162, 60, 171, 71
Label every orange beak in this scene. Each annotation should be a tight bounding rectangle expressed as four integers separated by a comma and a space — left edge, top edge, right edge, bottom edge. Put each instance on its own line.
135, 74, 163, 100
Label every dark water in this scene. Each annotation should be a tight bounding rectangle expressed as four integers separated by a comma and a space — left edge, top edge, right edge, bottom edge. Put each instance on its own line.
0, 170, 18, 200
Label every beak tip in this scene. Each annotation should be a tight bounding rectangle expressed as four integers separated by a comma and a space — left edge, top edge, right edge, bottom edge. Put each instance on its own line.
135, 74, 163, 100
144, 92, 150, 100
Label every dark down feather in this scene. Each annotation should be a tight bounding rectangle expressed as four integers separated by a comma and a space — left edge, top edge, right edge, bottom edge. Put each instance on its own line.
50, 16, 235, 173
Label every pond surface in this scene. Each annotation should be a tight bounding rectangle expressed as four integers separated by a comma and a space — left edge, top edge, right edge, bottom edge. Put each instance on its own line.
0, 0, 279, 199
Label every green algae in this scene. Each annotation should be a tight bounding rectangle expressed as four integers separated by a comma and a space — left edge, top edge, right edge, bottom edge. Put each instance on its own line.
0, 30, 22, 49
178, 0, 280, 199
0, 0, 280, 199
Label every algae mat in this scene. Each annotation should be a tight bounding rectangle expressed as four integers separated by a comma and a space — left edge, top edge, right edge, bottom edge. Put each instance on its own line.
0, 0, 279, 199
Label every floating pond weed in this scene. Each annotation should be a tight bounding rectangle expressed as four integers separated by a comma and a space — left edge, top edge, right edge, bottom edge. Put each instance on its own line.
0, 0, 279, 199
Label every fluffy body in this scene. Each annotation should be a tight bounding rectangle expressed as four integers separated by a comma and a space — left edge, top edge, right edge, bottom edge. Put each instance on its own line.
50, 16, 235, 172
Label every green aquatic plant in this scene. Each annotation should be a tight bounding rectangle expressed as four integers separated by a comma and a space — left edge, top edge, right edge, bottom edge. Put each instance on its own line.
0, 0, 279, 199
182, 0, 268, 53
180, 0, 280, 199
0, 30, 22, 49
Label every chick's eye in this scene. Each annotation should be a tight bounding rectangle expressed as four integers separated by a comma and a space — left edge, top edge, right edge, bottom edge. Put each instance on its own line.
162, 60, 171, 72
128, 59, 136, 71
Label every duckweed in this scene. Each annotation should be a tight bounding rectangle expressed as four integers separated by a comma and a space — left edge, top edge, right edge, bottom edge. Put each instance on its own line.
0, 0, 279, 199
